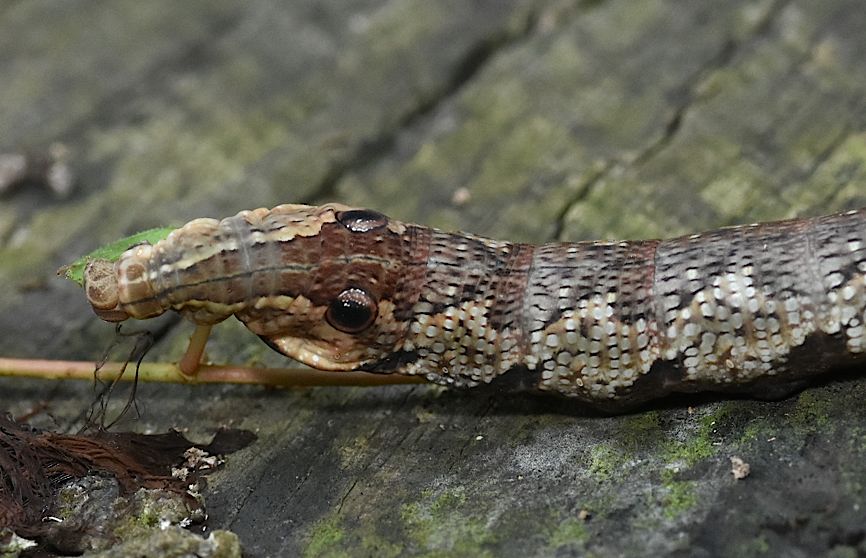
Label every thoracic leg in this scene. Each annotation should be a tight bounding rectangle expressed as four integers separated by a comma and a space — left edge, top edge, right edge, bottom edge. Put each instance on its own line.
178, 324, 212, 377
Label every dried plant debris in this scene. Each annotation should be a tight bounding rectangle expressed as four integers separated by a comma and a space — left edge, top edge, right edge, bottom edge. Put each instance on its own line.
729, 455, 751, 480
0, 414, 254, 556
0, 144, 73, 199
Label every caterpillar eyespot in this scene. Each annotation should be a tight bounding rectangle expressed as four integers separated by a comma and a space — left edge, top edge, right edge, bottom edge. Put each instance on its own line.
335, 208, 388, 233
325, 287, 378, 333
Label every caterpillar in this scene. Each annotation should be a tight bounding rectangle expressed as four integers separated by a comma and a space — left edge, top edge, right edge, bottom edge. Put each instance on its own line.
83, 203, 866, 411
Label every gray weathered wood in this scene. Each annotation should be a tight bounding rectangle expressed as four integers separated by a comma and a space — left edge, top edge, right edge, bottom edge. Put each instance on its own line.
2, 0, 866, 556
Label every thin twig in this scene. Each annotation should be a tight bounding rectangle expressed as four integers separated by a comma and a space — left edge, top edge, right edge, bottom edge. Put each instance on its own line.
0, 358, 428, 387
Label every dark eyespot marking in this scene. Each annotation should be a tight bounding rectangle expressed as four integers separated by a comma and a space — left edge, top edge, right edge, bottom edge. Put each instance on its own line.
326, 287, 378, 333
336, 209, 388, 233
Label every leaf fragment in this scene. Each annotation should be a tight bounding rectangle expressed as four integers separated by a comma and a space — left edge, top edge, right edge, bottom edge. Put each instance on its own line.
57, 227, 176, 286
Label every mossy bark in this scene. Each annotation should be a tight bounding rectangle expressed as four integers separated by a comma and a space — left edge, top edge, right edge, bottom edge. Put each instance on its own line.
1, 1, 865, 556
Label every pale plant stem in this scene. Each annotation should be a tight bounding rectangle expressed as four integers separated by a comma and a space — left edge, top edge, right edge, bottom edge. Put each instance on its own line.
0, 358, 427, 387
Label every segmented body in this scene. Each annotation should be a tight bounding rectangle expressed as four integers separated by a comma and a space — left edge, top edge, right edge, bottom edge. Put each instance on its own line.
85, 204, 866, 411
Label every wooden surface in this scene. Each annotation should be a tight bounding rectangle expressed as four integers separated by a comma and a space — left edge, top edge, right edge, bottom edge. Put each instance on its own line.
2, 1, 866, 556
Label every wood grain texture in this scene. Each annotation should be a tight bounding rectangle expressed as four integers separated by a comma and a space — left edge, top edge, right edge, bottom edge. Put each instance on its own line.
2, 0, 866, 556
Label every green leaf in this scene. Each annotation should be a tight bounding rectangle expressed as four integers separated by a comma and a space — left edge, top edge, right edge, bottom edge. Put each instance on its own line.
58, 227, 176, 287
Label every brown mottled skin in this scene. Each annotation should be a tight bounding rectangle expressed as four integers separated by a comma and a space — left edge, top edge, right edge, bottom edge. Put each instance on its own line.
83, 204, 866, 411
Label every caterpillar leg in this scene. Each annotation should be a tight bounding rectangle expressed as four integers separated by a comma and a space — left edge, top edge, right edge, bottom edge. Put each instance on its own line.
178, 324, 212, 377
